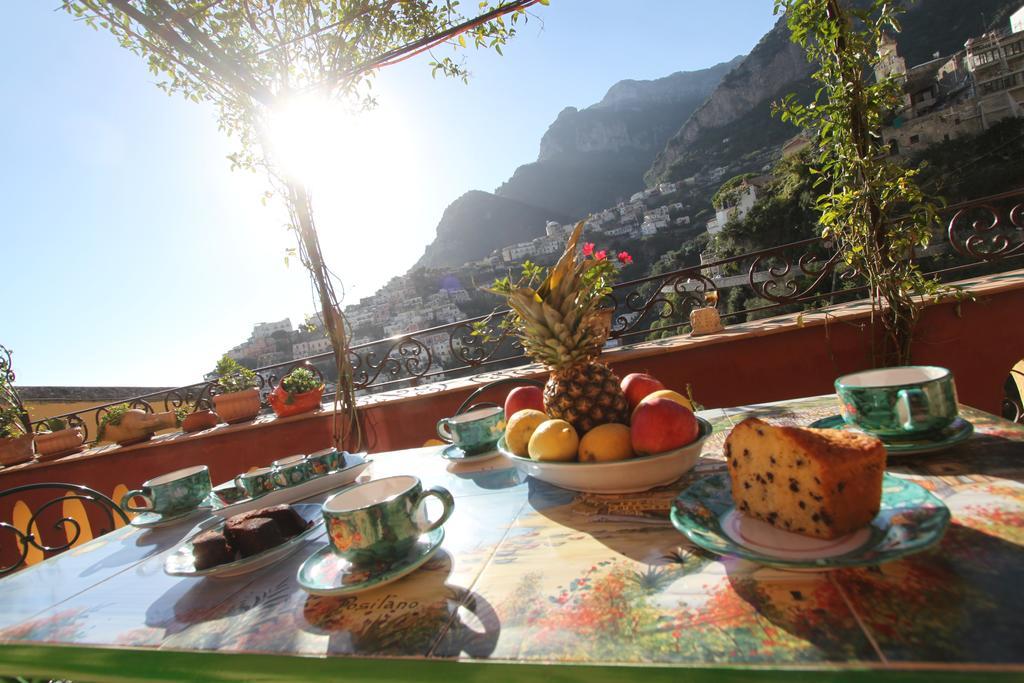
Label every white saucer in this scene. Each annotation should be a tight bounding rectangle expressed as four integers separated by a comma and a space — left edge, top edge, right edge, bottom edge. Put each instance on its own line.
130, 504, 213, 529
297, 527, 444, 596
441, 444, 502, 462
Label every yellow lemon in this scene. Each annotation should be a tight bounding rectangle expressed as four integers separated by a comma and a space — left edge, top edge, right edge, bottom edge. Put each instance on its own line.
527, 419, 579, 462
578, 423, 634, 462
634, 389, 693, 417
504, 409, 548, 456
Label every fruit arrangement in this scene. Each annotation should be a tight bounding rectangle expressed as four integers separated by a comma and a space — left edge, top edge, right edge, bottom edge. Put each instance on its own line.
483, 222, 701, 464
503, 372, 699, 462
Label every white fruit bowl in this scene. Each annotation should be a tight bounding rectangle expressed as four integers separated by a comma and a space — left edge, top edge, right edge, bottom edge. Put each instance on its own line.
496, 417, 713, 494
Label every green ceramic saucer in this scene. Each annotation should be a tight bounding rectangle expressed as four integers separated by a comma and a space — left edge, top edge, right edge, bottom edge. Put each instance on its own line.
670, 472, 949, 571
808, 415, 974, 455
297, 527, 444, 596
130, 500, 218, 529
440, 444, 501, 462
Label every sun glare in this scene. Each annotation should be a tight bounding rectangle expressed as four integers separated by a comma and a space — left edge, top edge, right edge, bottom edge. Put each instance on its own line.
264, 94, 424, 301
266, 96, 400, 191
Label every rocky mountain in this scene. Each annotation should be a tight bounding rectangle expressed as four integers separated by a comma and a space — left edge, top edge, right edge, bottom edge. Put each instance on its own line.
415, 58, 742, 269
646, 0, 1023, 187
414, 190, 570, 270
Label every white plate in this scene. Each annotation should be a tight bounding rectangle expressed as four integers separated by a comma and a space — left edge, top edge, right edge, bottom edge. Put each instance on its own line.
496, 417, 713, 494
130, 504, 216, 529
212, 453, 368, 519
165, 504, 323, 578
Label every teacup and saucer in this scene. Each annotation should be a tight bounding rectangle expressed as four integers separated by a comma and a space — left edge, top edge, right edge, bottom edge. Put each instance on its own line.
297, 475, 454, 595
121, 465, 214, 528
436, 406, 505, 462
810, 366, 973, 455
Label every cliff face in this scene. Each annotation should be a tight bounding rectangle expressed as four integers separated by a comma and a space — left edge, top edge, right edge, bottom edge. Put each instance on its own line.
535, 58, 744, 163
414, 191, 570, 270
645, 17, 811, 185
645, 0, 1022, 187
415, 58, 742, 269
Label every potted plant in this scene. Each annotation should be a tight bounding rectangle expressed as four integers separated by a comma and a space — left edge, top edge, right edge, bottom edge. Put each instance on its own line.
33, 417, 86, 460
211, 356, 262, 424
0, 404, 33, 466
0, 344, 33, 466
268, 366, 325, 418
177, 400, 221, 434
98, 403, 177, 446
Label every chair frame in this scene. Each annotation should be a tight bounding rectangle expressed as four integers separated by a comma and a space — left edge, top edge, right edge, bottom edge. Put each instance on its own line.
0, 483, 128, 576
455, 377, 545, 415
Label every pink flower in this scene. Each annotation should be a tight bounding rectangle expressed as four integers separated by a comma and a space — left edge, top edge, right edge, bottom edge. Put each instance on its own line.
582, 242, 595, 257
595, 250, 608, 260
617, 251, 633, 265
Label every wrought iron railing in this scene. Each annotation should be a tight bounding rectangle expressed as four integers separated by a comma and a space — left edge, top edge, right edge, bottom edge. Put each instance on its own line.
28, 187, 1024, 441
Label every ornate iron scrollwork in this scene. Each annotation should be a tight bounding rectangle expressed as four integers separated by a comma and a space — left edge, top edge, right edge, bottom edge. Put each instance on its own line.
749, 244, 843, 304
947, 197, 1024, 261
606, 269, 718, 338
450, 314, 520, 367
0, 483, 129, 576
349, 337, 433, 389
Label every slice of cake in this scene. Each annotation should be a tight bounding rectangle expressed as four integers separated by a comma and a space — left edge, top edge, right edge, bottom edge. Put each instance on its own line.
192, 530, 235, 569
230, 518, 286, 557
725, 417, 885, 540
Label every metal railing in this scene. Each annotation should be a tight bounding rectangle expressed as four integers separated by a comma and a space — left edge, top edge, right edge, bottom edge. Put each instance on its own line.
28, 187, 1024, 441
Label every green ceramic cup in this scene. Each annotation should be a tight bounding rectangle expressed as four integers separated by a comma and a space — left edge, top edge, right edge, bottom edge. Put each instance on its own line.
272, 454, 313, 488
835, 366, 959, 439
322, 475, 454, 566
120, 465, 212, 515
234, 466, 277, 499
436, 406, 506, 455
307, 447, 341, 476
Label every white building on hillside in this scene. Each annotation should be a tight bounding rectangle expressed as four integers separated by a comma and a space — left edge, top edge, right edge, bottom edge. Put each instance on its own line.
252, 319, 292, 338
293, 337, 332, 358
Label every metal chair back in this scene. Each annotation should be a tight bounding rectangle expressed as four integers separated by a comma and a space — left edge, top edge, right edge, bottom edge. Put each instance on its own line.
0, 483, 129, 576
455, 378, 545, 416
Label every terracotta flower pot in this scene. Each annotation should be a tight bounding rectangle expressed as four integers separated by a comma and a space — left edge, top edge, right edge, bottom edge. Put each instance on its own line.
268, 384, 325, 418
213, 388, 262, 424
181, 409, 220, 433
34, 427, 85, 458
101, 410, 177, 446
0, 434, 35, 466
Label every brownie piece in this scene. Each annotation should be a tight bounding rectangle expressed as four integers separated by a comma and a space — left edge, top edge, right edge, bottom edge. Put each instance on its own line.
226, 504, 307, 539
231, 518, 286, 557
251, 504, 308, 536
192, 530, 235, 569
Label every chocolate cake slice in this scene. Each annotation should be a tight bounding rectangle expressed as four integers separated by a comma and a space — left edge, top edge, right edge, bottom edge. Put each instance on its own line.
230, 517, 286, 557
248, 504, 308, 536
225, 504, 308, 540
192, 530, 235, 569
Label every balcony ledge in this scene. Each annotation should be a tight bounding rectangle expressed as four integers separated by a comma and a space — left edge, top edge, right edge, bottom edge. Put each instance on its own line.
1, 267, 1021, 492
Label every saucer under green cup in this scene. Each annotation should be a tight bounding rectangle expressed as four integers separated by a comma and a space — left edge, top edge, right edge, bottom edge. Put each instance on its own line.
835, 366, 959, 439
120, 465, 212, 516
322, 475, 454, 566
436, 406, 505, 455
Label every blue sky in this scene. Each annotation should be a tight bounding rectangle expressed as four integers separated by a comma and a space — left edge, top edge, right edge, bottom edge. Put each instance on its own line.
3, 1, 778, 387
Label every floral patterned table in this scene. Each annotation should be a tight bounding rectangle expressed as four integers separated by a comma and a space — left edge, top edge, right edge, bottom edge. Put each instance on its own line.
0, 395, 1022, 682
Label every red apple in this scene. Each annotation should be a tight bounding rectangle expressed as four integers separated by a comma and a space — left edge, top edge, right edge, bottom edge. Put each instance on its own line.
631, 397, 699, 455
504, 386, 545, 418
620, 372, 666, 411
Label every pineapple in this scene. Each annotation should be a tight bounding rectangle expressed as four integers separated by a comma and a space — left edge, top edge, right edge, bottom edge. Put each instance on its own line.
499, 222, 630, 434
